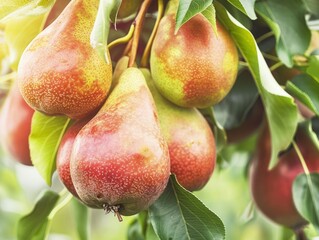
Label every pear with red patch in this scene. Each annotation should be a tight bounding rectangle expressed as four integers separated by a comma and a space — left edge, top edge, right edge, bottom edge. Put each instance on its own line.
56, 119, 88, 198
70, 68, 170, 218
0, 82, 34, 166
150, 8, 238, 108
250, 124, 319, 229
141, 68, 216, 191
18, 0, 112, 119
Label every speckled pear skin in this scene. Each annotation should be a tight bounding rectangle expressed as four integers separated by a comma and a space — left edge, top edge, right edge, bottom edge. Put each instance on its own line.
56, 119, 88, 198
141, 68, 216, 191
150, 14, 238, 108
17, 0, 112, 119
70, 68, 170, 216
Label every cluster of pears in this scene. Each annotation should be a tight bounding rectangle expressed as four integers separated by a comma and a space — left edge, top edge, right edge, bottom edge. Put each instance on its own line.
10, 0, 238, 218
0, 0, 71, 166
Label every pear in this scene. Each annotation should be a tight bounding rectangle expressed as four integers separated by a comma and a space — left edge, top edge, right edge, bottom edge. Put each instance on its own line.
150, 10, 238, 108
56, 119, 88, 198
0, 82, 34, 165
141, 68, 216, 191
70, 67, 170, 218
250, 124, 319, 229
18, 0, 112, 119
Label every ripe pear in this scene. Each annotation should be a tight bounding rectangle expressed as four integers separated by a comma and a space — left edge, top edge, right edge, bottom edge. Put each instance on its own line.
0, 82, 34, 165
56, 119, 88, 198
250, 124, 319, 229
70, 68, 170, 217
150, 13, 238, 108
141, 68, 216, 191
18, 0, 112, 119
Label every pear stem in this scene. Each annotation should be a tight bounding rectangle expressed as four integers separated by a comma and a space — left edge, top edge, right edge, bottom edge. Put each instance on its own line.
294, 227, 308, 240
107, 24, 135, 50
293, 140, 317, 203
270, 61, 283, 72
256, 31, 274, 43
262, 52, 280, 62
103, 204, 123, 222
128, 0, 152, 67
140, 0, 164, 68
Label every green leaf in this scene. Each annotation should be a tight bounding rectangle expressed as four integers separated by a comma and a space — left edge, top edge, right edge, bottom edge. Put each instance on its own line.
213, 70, 259, 130
226, 0, 256, 19
2, 0, 55, 70
255, 0, 311, 67
293, 173, 319, 233
149, 175, 225, 240
90, 0, 121, 63
145, 221, 159, 240
306, 55, 319, 82
127, 218, 145, 240
72, 199, 89, 240
201, 4, 217, 34
17, 190, 60, 240
286, 74, 319, 116
29, 111, 71, 186
302, 0, 319, 16
200, 107, 227, 153
216, 3, 298, 168
175, 0, 213, 32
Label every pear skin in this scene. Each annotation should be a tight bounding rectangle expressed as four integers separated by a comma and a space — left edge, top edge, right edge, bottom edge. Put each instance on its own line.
70, 68, 170, 217
141, 68, 216, 191
250, 124, 319, 228
18, 0, 112, 119
0, 82, 34, 165
56, 119, 88, 198
151, 14, 238, 108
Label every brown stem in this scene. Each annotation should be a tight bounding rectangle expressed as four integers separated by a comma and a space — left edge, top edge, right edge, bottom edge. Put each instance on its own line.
103, 204, 123, 222
128, 0, 152, 67
294, 228, 308, 240
123, 39, 133, 57
140, 0, 164, 68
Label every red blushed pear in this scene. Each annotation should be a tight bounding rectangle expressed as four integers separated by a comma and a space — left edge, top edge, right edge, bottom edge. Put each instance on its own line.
56, 119, 88, 198
70, 68, 170, 218
250, 124, 319, 229
0, 82, 34, 166
141, 68, 216, 191
18, 0, 112, 119
150, 12, 238, 108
